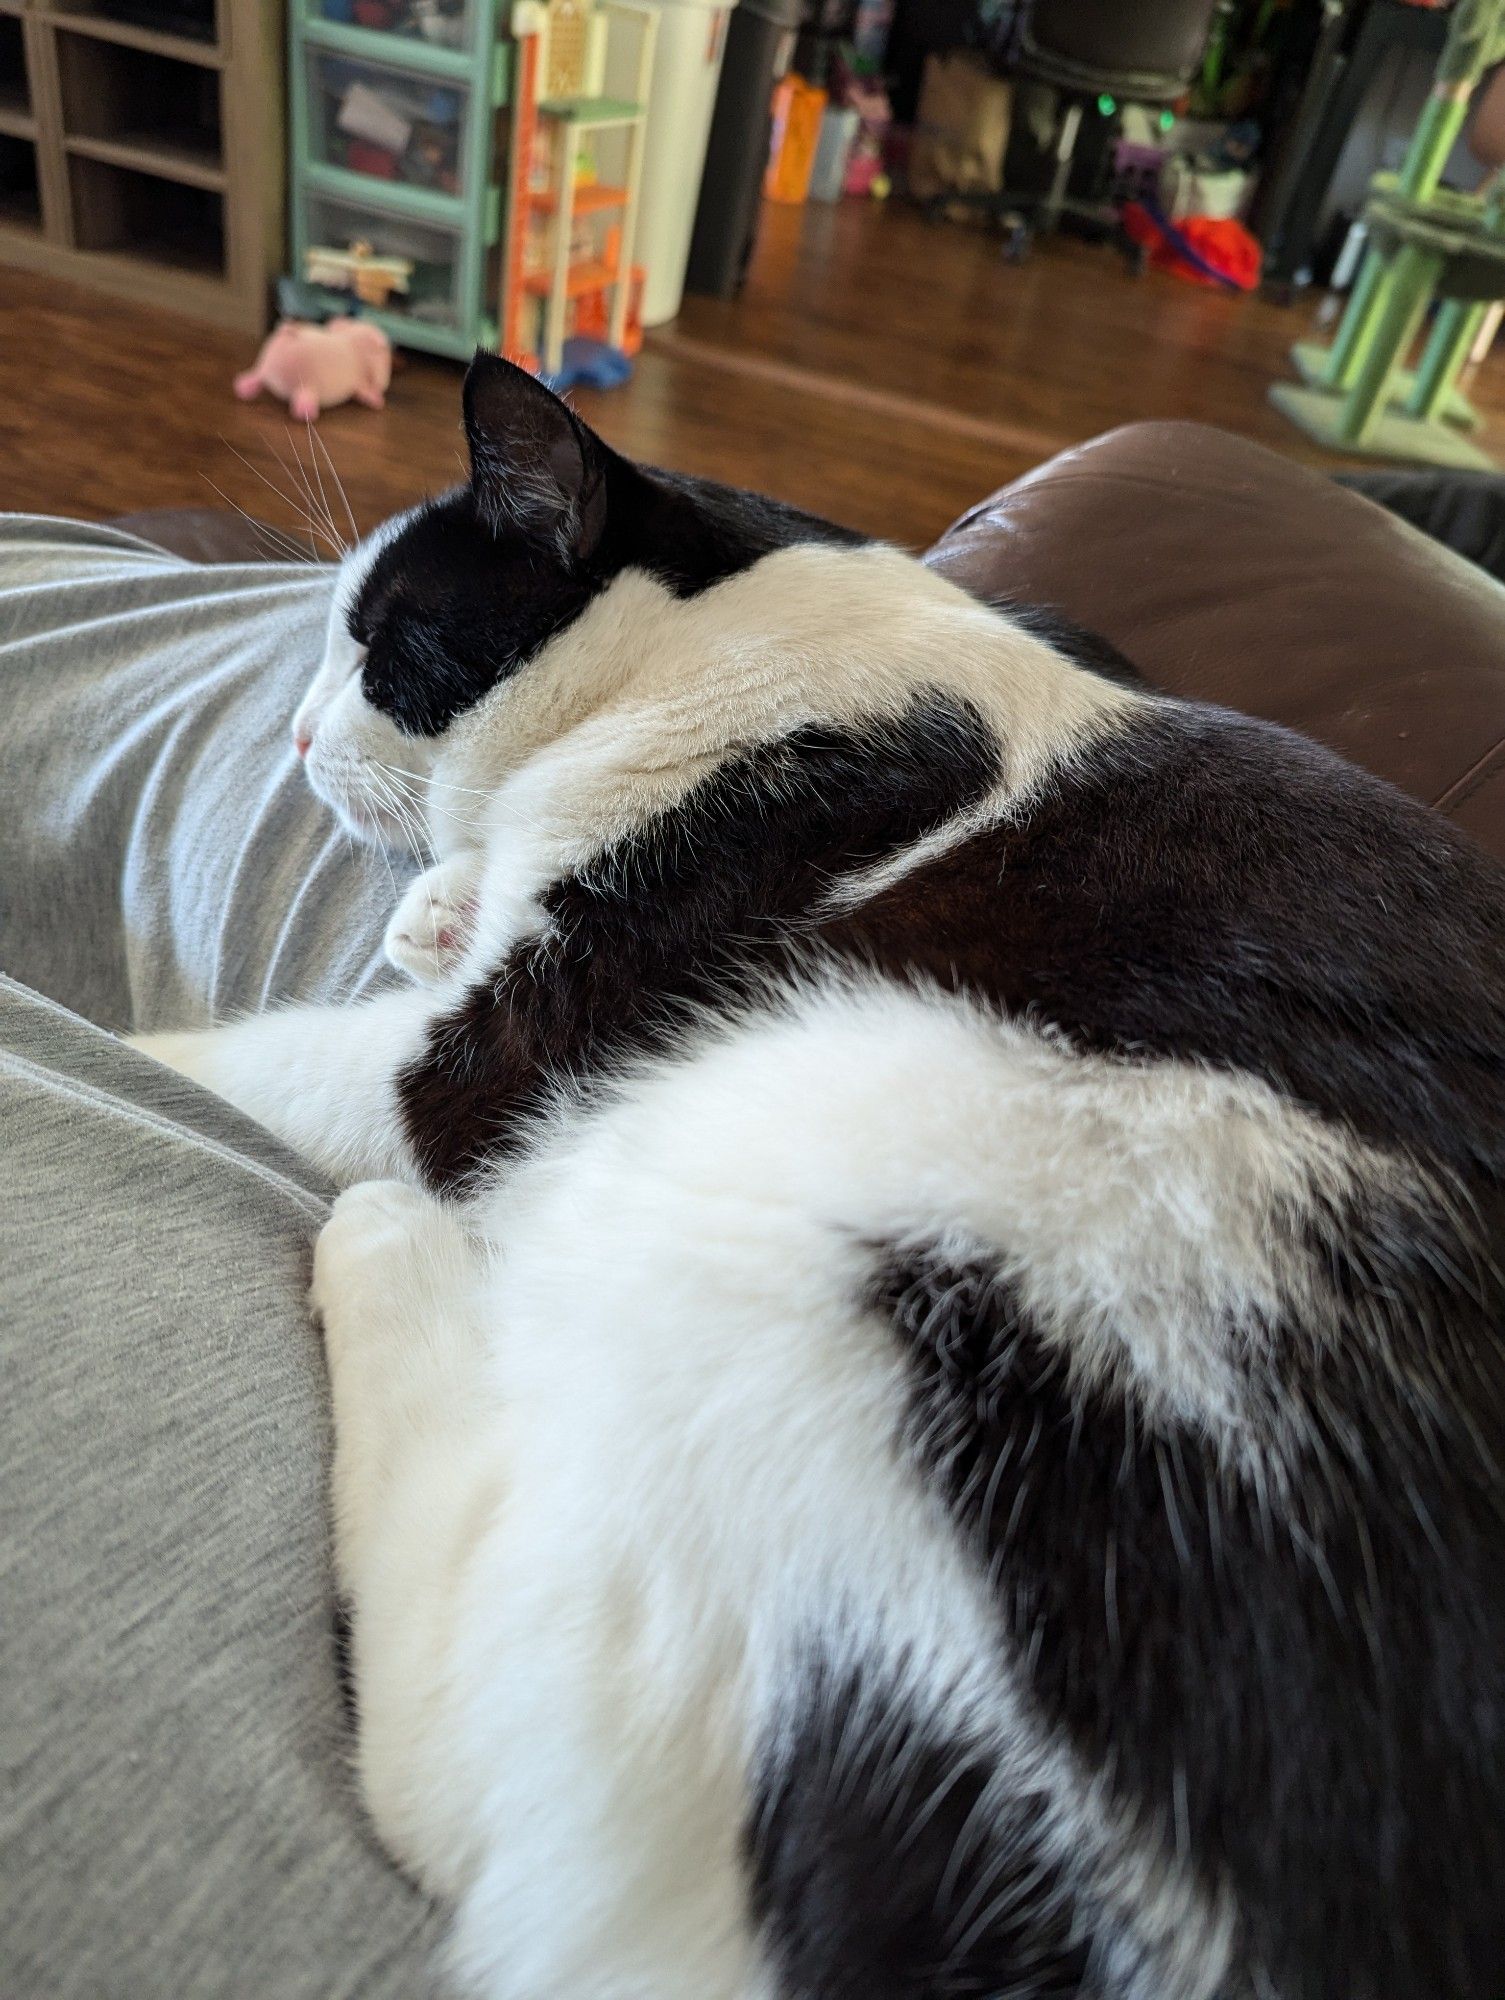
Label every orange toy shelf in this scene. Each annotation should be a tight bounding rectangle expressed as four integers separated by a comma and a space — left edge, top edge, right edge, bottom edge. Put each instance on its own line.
526, 182, 627, 216
499, 1, 656, 379
523, 256, 615, 299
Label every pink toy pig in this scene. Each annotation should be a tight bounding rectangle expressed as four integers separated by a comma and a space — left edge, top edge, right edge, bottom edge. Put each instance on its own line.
233, 316, 393, 421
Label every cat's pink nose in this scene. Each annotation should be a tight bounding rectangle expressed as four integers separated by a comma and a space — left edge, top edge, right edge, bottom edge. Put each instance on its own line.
293, 730, 311, 759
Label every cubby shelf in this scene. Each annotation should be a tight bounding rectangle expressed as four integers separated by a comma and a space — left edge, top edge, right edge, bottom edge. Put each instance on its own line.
66, 131, 226, 191
0, 0, 281, 333
40, 9, 223, 67
0, 10, 38, 226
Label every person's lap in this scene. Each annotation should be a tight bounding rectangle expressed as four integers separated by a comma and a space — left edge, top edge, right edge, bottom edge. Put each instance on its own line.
0, 518, 438, 1996
0, 513, 406, 1027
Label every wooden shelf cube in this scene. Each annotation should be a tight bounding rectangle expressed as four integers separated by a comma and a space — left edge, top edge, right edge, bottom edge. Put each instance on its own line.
0, 0, 282, 334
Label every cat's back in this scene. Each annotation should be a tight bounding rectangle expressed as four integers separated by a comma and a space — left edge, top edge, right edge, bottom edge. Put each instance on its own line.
818, 691, 1505, 1180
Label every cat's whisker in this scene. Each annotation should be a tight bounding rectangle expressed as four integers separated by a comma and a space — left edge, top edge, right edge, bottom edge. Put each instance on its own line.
280, 425, 331, 542
403, 798, 491, 839
379, 763, 500, 799
372, 762, 500, 841
310, 422, 361, 549
221, 437, 338, 559
214, 444, 314, 556
297, 422, 349, 557
199, 475, 316, 565
365, 762, 416, 841
331, 783, 396, 909
366, 767, 445, 955
360, 769, 411, 918
295, 431, 346, 558
299, 427, 340, 554
369, 762, 431, 823
389, 789, 433, 872
368, 763, 436, 871
376, 766, 525, 839
376, 840, 404, 928
266, 434, 344, 559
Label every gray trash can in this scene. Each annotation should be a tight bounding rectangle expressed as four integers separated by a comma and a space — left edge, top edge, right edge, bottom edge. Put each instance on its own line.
684, 0, 803, 300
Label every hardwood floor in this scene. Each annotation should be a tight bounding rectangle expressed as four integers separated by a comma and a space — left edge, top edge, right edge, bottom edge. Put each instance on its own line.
4, 197, 1504, 553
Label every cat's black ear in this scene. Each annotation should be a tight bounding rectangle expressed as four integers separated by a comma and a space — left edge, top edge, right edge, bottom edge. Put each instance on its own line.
463, 351, 608, 564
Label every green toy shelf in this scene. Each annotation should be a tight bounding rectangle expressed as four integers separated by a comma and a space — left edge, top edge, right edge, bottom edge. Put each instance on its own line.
285, 0, 508, 358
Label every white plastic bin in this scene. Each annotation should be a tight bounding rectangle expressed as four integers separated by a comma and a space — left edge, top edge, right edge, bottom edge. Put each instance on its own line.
606, 0, 736, 326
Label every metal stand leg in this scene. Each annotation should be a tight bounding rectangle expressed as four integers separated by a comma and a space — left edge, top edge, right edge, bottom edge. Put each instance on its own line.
1471, 296, 1505, 362
1040, 98, 1082, 235
607, 5, 655, 352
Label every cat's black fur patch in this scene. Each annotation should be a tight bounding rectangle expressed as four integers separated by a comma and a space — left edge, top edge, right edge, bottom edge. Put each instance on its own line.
406, 693, 1505, 1203
748, 1662, 1098, 2000
989, 599, 1150, 690
869, 1240, 1505, 2000
821, 702, 1505, 1185
398, 691, 1001, 1187
351, 357, 866, 738
350, 496, 599, 738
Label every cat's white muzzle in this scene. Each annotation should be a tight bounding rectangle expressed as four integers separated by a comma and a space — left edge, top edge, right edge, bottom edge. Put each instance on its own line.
294, 641, 435, 855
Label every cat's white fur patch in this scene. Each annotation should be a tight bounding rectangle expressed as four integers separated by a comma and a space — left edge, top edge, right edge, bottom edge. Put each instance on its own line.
153, 973, 1396, 1997
327, 980, 1382, 1998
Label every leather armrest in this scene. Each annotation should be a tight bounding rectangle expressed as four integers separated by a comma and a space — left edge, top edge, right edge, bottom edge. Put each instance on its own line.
925, 422, 1505, 858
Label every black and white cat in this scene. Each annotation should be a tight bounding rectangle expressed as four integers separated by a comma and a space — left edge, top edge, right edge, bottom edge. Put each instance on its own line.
138, 356, 1505, 2000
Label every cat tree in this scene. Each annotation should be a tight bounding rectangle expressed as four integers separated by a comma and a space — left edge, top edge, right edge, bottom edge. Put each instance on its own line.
1269, 0, 1505, 469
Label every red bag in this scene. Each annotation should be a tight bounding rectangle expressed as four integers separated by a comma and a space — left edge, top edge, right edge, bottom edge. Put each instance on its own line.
1122, 202, 1261, 291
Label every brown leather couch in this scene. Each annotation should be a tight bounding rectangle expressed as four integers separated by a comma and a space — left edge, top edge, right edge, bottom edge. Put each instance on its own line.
117, 420, 1505, 861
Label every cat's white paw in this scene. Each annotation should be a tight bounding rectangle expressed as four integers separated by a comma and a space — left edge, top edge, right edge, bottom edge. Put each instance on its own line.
384, 855, 484, 985
128, 1029, 203, 1074
312, 1179, 431, 1333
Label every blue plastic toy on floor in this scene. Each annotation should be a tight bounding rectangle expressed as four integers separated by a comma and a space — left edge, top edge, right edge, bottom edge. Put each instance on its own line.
542, 339, 634, 393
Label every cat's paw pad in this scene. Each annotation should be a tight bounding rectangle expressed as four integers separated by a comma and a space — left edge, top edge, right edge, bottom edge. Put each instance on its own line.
384, 864, 481, 985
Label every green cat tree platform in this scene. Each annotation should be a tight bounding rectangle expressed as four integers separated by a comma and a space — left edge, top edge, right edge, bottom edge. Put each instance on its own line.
1288, 340, 1481, 431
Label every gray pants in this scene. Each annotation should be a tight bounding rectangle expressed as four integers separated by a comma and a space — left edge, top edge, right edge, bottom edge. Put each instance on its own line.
0, 519, 441, 1997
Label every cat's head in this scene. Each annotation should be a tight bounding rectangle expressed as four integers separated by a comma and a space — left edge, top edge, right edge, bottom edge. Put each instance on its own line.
293, 351, 864, 848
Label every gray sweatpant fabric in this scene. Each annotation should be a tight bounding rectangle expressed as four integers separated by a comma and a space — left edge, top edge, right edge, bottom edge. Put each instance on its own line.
0, 518, 441, 1997
0, 513, 404, 1028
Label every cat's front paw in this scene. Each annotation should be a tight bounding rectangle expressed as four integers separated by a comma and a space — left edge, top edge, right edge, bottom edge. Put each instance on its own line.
312, 1179, 434, 1339
127, 1028, 215, 1086
384, 854, 483, 985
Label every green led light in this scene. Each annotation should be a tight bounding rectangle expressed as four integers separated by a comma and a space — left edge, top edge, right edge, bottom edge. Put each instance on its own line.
1159, 109, 1175, 132
1097, 93, 1116, 116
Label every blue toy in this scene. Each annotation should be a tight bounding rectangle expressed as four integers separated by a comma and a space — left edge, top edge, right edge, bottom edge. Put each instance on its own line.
542, 338, 634, 392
